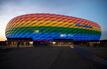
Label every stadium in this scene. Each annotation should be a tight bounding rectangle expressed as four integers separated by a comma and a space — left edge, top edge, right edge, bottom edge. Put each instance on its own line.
4, 13, 101, 47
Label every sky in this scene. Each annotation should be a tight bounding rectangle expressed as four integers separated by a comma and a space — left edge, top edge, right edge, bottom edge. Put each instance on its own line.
0, 0, 107, 40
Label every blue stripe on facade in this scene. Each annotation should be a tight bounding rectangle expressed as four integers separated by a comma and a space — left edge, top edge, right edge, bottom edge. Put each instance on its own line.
6, 32, 101, 40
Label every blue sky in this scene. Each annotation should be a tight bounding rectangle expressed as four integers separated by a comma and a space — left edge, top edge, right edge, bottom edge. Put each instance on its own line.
0, 0, 107, 40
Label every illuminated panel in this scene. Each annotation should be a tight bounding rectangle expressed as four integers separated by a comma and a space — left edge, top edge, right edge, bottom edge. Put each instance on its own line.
6, 13, 101, 40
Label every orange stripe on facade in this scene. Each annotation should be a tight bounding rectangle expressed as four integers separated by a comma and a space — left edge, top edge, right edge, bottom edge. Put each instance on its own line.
6, 14, 101, 32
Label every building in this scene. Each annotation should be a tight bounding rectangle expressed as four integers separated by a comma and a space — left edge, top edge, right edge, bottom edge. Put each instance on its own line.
5, 13, 101, 47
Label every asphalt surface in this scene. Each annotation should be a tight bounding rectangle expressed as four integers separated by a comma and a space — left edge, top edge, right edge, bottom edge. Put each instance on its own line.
0, 47, 107, 69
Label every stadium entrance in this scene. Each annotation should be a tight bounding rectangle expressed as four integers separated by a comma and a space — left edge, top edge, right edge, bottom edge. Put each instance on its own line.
51, 39, 74, 48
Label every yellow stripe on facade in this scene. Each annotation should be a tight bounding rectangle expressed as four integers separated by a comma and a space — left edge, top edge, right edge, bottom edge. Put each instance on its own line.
7, 20, 101, 32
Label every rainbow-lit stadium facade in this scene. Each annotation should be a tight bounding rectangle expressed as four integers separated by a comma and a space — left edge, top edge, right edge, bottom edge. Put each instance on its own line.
6, 13, 101, 41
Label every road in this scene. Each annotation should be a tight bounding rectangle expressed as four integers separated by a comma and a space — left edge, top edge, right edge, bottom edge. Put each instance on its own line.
0, 47, 107, 69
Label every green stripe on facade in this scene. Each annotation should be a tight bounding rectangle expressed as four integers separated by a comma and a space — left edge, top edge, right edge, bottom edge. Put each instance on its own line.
6, 26, 101, 35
